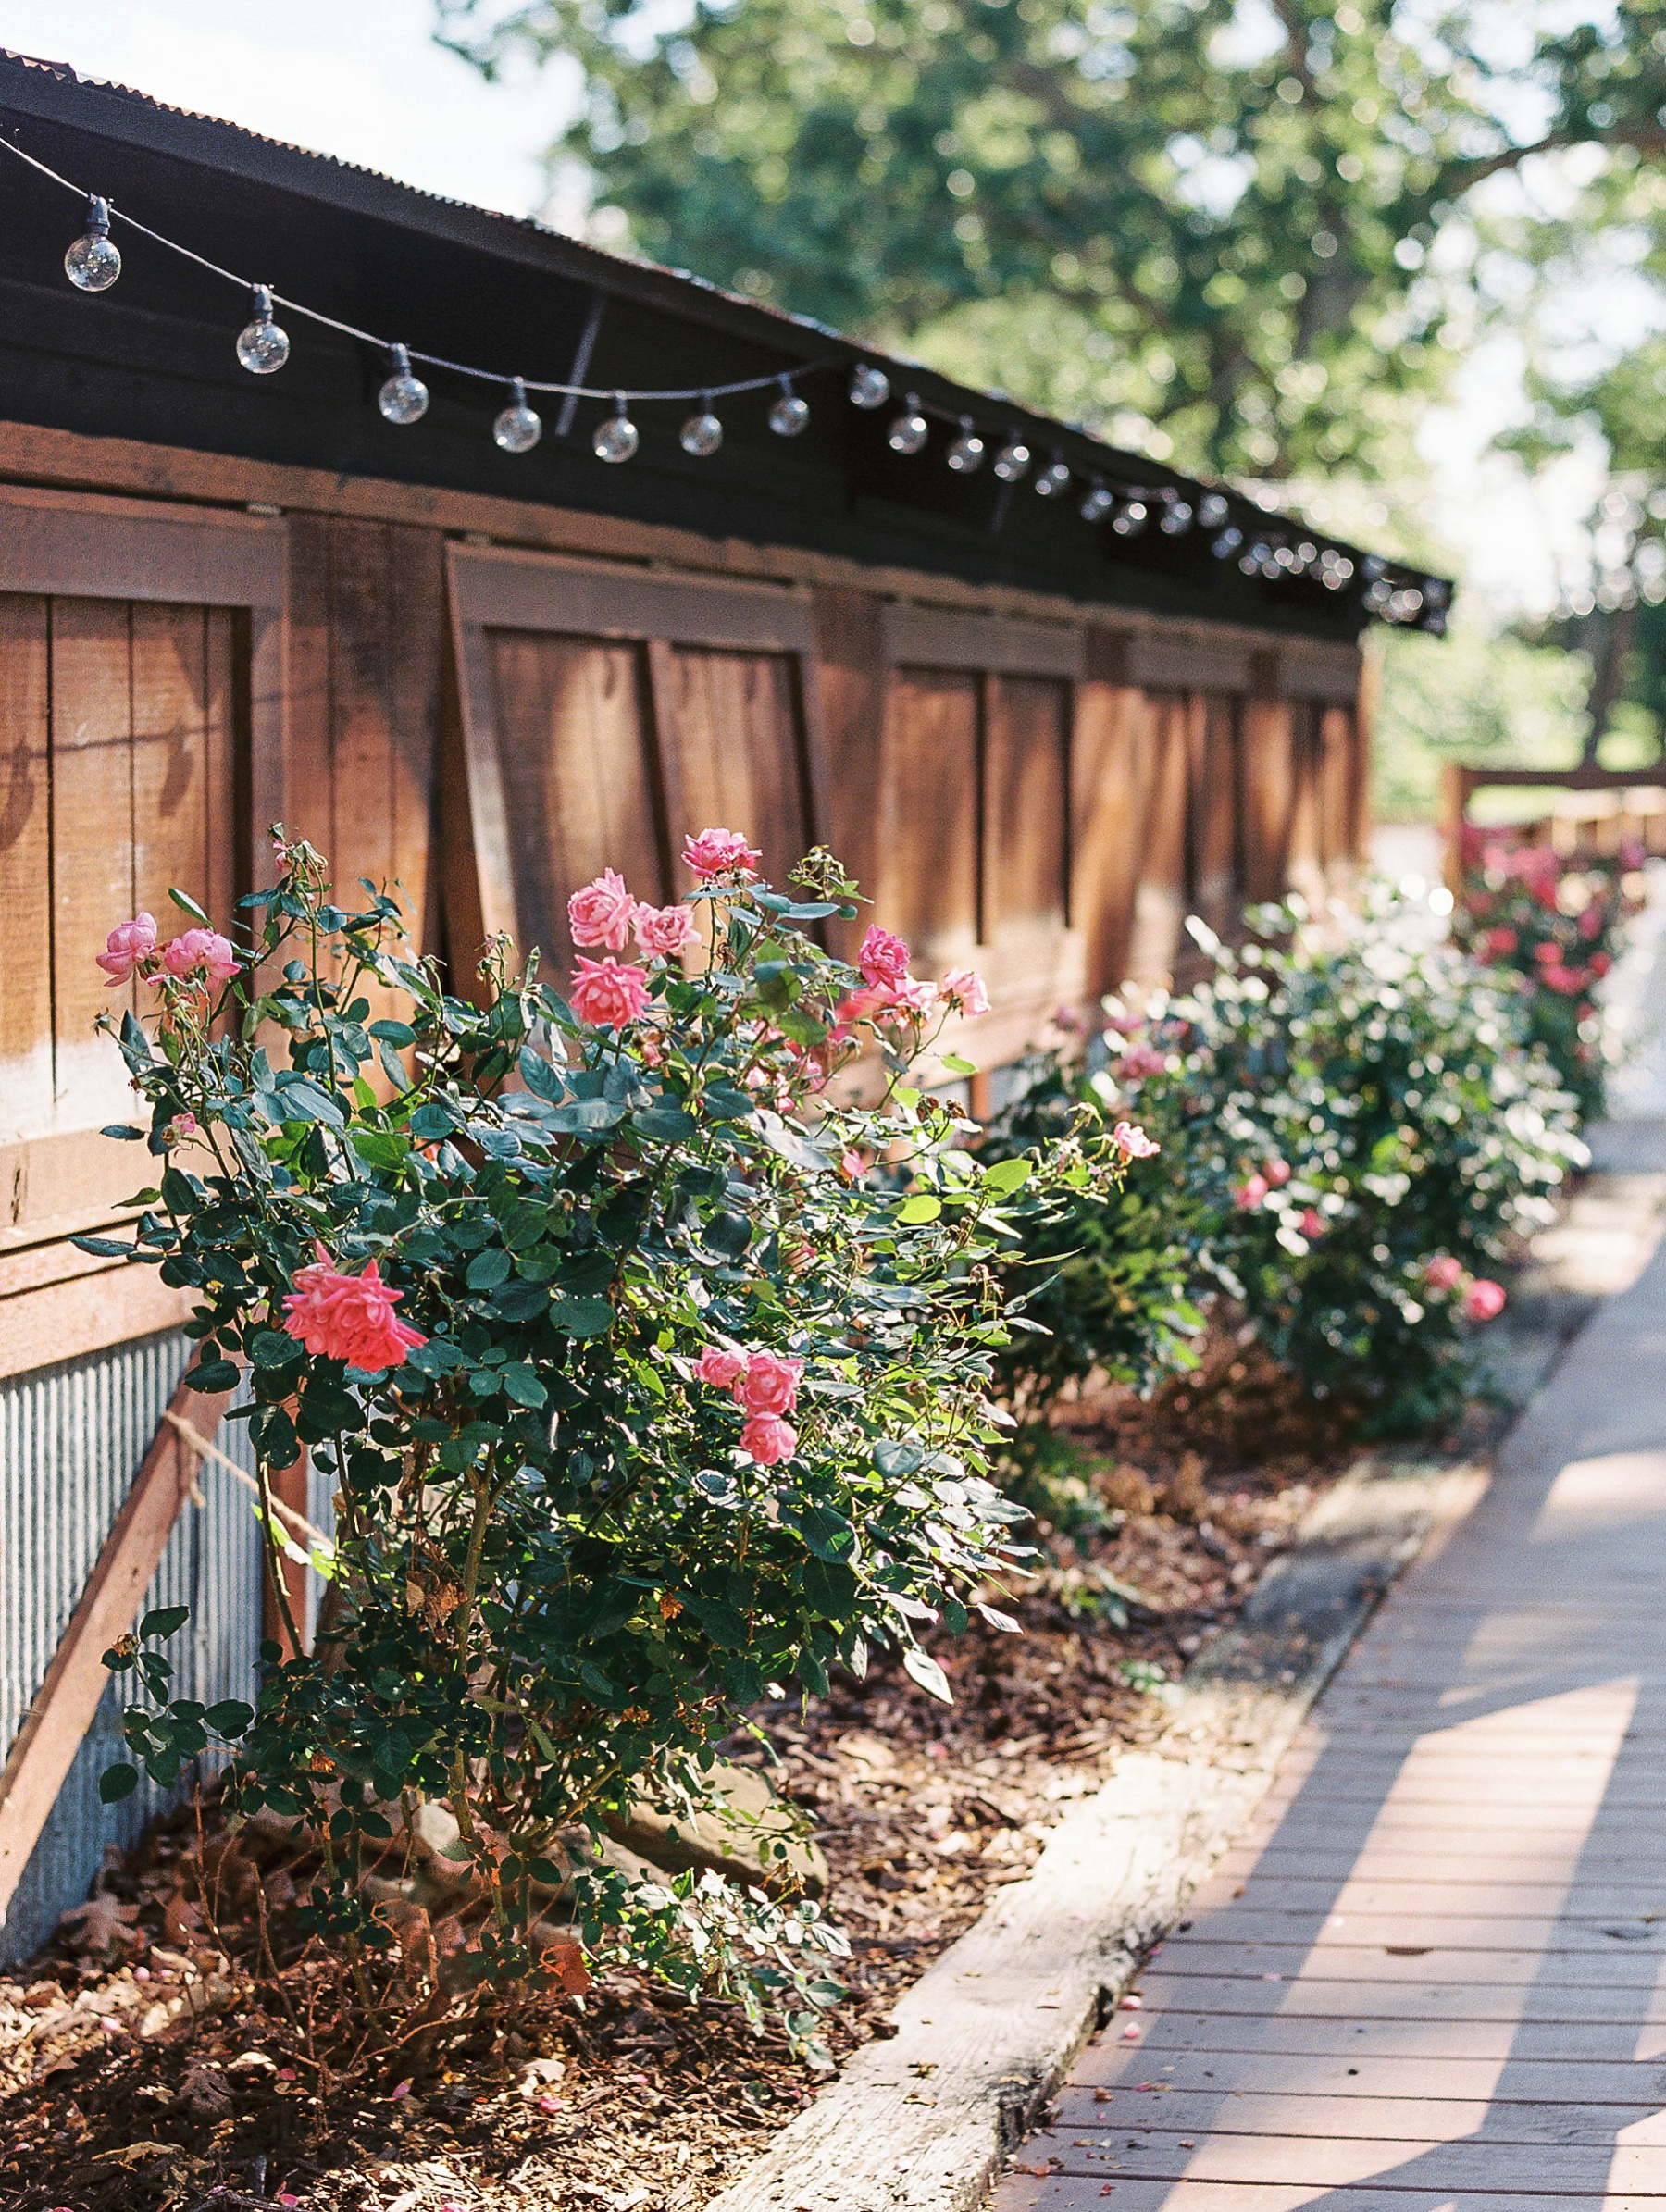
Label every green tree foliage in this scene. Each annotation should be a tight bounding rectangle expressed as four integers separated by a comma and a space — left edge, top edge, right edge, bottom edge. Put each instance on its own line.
438, 0, 1666, 478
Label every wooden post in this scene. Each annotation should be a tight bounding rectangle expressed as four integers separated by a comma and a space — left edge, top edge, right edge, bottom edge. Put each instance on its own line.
1439, 762, 1474, 893
0, 1375, 238, 1917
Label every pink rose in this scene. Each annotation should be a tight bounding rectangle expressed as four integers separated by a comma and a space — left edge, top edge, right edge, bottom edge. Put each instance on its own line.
1533, 939, 1560, 965
160, 1112, 199, 1149
1112, 1121, 1160, 1161
738, 1349, 804, 1418
281, 1245, 427, 1370
693, 1345, 745, 1390
1235, 1174, 1269, 1211
1481, 926, 1518, 959
1263, 1158, 1291, 1187
1117, 1043, 1165, 1081
941, 966, 990, 1019
858, 926, 912, 990
682, 827, 762, 882
95, 913, 157, 986
569, 956, 651, 1028
840, 1148, 866, 1183
1464, 1278, 1507, 1322
1591, 951, 1612, 977
1299, 1208, 1325, 1238
832, 985, 896, 1036
1578, 904, 1604, 940
740, 1411, 797, 1466
889, 975, 939, 1017
1542, 963, 1585, 995
567, 868, 637, 951
634, 902, 698, 958
1424, 1255, 1463, 1291
162, 928, 239, 985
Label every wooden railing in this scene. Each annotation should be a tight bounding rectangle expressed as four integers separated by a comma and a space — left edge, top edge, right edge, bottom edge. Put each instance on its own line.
1440, 763, 1666, 889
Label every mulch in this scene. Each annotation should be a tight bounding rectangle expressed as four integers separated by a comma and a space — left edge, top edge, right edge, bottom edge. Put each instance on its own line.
0, 1336, 1361, 2212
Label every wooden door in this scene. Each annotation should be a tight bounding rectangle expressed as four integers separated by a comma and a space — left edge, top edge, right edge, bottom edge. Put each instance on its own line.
984, 673, 1069, 959
879, 667, 981, 972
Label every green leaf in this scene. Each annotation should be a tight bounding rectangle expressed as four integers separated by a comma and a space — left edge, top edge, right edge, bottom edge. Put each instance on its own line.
140, 1606, 191, 1641
99, 1763, 140, 1804
701, 1085, 757, 1121
409, 1100, 458, 1141
518, 1044, 567, 1103
205, 1699, 255, 1736
466, 1247, 514, 1292
180, 1359, 239, 1395
278, 1077, 346, 1129
72, 1235, 132, 1258
369, 1019, 416, 1046
902, 1647, 952, 1704
100, 1124, 144, 1140
502, 1361, 548, 1408
896, 1193, 942, 1224
940, 1053, 978, 1076
984, 1157, 1033, 1196
346, 1126, 411, 1171
632, 1105, 696, 1141
548, 1297, 614, 1338
168, 887, 213, 924
546, 1096, 625, 1135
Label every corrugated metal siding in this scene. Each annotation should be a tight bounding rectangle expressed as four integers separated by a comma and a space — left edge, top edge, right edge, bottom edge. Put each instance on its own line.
0, 1331, 264, 1964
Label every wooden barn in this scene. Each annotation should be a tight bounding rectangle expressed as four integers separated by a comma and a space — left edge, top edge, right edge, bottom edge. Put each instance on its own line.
0, 47, 1445, 1956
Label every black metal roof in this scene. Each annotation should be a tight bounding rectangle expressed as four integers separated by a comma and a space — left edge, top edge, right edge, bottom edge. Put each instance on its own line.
0, 47, 1448, 640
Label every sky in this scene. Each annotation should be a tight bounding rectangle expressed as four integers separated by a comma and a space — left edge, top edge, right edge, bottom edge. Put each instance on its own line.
0, 1, 1625, 624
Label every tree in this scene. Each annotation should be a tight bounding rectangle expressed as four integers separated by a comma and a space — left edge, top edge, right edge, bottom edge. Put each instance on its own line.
437, 0, 1666, 480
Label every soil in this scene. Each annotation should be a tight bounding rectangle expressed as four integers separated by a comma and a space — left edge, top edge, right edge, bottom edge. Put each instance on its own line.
0, 1335, 1361, 2212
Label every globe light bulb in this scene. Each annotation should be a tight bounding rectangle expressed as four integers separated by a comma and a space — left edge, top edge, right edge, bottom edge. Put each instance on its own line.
947, 416, 985, 473
378, 344, 429, 426
493, 377, 543, 454
65, 195, 120, 292
992, 434, 1030, 484
593, 396, 640, 464
850, 361, 890, 410
1241, 541, 1272, 575
1294, 539, 1318, 569
1112, 499, 1150, 537
1160, 497, 1194, 535
768, 377, 809, 437
1078, 479, 1115, 524
1361, 553, 1386, 581
1211, 526, 1243, 559
680, 400, 724, 456
888, 394, 929, 455
1035, 454, 1071, 498
235, 284, 290, 376
1197, 491, 1230, 528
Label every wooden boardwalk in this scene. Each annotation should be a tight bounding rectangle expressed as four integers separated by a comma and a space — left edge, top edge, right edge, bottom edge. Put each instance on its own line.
993, 1134, 1666, 2212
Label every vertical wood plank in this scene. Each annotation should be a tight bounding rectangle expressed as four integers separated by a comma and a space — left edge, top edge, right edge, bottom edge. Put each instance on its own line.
984, 673, 1068, 960
810, 588, 887, 960
387, 524, 446, 955
131, 600, 211, 926
327, 517, 397, 906
1285, 699, 1325, 907
1125, 690, 1189, 988
1241, 651, 1295, 901
1071, 628, 1140, 1003
666, 646, 809, 888
1190, 692, 1239, 928
50, 598, 133, 1131
203, 607, 240, 932
879, 667, 980, 974
0, 595, 53, 1141
284, 513, 333, 863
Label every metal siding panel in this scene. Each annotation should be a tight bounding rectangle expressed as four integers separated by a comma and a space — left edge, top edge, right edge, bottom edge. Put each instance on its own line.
0, 1333, 263, 1963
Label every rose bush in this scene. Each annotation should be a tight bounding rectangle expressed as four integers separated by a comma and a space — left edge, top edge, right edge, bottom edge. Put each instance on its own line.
1452, 826, 1641, 1120
81, 832, 1137, 2048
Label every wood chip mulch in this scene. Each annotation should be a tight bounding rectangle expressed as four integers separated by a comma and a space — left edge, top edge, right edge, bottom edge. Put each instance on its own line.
0, 1335, 1362, 2212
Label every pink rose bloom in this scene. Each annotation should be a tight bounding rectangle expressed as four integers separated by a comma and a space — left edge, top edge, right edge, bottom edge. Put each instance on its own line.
162, 928, 239, 985
160, 1112, 199, 1149
1263, 1158, 1291, 1187
1117, 1043, 1166, 1081
1424, 1255, 1463, 1291
281, 1246, 427, 1370
1463, 1278, 1507, 1323
634, 902, 698, 958
568, 868, 637, 951
889, 975, 939, 1017
832, 984, 896, 1035
1591, 951, 1612, 977
840, 1148, 866, 1183
682, 826, 762, 882
569, 956, 651, 1028
95, 913, 157, 986
1112, 1121, 1160, 1161
1578, 904, 1604, 941
941, 966, 991, 1019
738, 1349, 804, 1417
1235, 1174, 1269, 1211
740, 1411, 797, 1467
1481, 926, 1518, 959
1533, 939, 1560, 965
858, 926, 912, 990
1299, 1208, 1325, 1238
1542, 963, 1585, 995
693, 1345, 745, 1390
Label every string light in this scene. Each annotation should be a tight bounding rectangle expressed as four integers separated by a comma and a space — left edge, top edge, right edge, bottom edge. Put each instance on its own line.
992, 433, 1030, 484
493, 376, 542, 454
768, 376, 809, 437
947, 416, 985, 473
0, 133, 1444, 622
680, 398, 724, 457
235, 284, 289, 375
64, 193, 119, 291
378, 344, 429, 425
889, 393, 930, 455
593, 394, 640, 464
850, 361, 890, 410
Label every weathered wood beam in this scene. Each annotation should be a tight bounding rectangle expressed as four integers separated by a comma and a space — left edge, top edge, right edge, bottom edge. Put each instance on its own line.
0, 1374, 237, 1917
